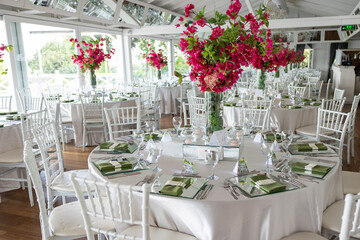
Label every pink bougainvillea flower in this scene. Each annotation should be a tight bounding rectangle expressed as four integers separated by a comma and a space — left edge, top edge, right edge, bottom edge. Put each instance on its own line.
185, 4, 194, 17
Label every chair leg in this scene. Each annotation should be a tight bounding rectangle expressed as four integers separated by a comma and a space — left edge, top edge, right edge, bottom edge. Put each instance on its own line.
19, 169, 25, 190
62, 195, 66, 204
351, 136, 355, 157
26, 172, 34, 207
60, 125, 66, 151
82, 126, 86, 152
347, 137, 350, 165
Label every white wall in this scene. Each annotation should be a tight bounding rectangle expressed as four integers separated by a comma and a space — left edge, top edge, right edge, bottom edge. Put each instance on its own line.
348, 40, 360, 48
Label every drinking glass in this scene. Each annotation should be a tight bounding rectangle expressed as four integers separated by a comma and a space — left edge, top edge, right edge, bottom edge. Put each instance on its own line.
133, 130, 146, 170
152, 142, 163, 172
205, 150, 219, 180
261, 142, 273, 172
172, 116, 182, 135
281, 130, 294, 157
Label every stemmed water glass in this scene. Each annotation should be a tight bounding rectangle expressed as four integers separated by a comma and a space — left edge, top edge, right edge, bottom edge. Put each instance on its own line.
281, 130, 294, 157
261, 141, 273, 172
205, 150, 219, 180
172, 116, 182, 136
152, 142, 163, 172
133, 130, 147, 170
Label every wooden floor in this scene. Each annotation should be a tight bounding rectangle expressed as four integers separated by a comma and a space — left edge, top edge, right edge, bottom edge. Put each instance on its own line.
0, 105, 359, 240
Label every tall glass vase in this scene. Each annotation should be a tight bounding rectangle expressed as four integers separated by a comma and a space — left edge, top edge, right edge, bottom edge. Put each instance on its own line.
206, 91, 223, 135
90, 69, 97, 90
258, 69, 266, 90
157, 69, 162, 81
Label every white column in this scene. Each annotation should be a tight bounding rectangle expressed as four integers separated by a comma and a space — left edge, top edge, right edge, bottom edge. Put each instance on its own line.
169, 40, 175, 78
122, 30, 133, 86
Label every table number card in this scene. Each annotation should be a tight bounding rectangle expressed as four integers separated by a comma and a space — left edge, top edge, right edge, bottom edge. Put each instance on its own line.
209, 130, 228, 146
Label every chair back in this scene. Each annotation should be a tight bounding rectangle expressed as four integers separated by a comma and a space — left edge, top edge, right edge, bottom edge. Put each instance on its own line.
316, 108, 350, 159
242, 107, 270, 130
71, 175, 150, 240
47, 85, 64, 96
288, 86, 306, 98
334, 88, 345, 100
32, 121, 65, 209
104, 106, 139, 142
20, 108, 51, 142
23, 140, 51, 240
321, 98, 346, 112
16, 87, 32, 112
339, 193, 360, 240
348, 94, 360, 133
0, 95, 12, 111
80, 93, 106, 124
326, 78, 332, 99
183, 102, 191, 126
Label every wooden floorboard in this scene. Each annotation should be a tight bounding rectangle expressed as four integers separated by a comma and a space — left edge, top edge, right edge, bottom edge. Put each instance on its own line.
0, 104, 359, 239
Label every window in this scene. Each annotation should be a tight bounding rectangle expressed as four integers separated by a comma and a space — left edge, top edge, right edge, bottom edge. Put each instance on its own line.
174, 43, 190, 75
301, 49, 314, 68
21, 23, 76, 96
80, 31, 124, 89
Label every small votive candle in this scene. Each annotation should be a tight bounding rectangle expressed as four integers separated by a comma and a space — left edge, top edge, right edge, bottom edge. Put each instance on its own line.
185, 138, 192, 144
230, 139, 239, 147
236, 131, 243, 139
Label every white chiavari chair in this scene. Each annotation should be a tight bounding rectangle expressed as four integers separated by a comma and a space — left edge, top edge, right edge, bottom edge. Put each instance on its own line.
104, 106, 140, 142
241, 107, 271, 130
32, 121, 94, 210
326, 78, 332, 99
71, 176, 198, 240
183, 102, 191, 126
23, 140, 114, 240
80, 93, 107, 152
334, 88, 345, 100
0, 95, 12, 112
288, 86, 306, 98
321, 98, 346, 112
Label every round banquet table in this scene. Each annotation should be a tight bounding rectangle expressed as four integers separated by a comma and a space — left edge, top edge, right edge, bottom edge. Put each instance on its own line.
88, 136, 343, 240
223, 101, 319, 131
158, 86, 180, 115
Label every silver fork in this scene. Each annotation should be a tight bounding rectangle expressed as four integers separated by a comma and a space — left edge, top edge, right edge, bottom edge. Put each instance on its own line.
223, 181, 238, 200
135, 175, 150, 186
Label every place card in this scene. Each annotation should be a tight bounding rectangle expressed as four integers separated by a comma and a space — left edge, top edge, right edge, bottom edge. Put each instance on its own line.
208, 130, 228, 146
253, 132, 264, 143
233, 157, 249, 176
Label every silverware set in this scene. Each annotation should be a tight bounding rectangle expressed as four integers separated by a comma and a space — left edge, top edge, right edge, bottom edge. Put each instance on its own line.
196, 184, 214, 200
223, 181, 242, 199
135, 173, 156, 186
107, 172, 141, 179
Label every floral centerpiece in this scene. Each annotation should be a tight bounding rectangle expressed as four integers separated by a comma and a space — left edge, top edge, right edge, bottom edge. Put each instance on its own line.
0, 44, 13, 75
70, 38, 115, 88
143, 46, 167, 80
178, 1, 278, 132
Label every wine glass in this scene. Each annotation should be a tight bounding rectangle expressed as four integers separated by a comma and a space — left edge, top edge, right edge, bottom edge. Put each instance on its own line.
281, 130, 294, 157
172, 116, 182, 135
152, 142, 163, 172
133, 130, 146, 170
205, 150, 219, 180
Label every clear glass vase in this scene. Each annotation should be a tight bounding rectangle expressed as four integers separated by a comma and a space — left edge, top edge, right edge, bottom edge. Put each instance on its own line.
258, 70, 266, 90
90, 69, 97, 90
205, 91, 223, 134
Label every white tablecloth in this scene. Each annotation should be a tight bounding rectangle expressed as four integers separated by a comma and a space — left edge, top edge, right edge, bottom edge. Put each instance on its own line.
158, 86, 180, 115
88, 137, 343, 240
69, 100, 136, 147
223, 105, 318, 131
0, 121, 24, 193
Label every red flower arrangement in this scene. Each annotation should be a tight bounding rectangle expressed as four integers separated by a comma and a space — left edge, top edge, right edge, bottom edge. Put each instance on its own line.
0, 44, 13, 75
143, 46, 168, 70
70, 38, 115, 73
178, 0, 304, 93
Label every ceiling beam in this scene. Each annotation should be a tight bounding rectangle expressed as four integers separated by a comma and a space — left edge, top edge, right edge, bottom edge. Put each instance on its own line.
130, 14, 360, 36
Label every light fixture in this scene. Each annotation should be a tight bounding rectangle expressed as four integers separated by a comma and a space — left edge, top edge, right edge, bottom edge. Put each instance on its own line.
264, 0, 288, 20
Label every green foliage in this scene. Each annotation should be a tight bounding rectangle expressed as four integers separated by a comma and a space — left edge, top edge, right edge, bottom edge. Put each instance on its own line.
27, 38, 76, 74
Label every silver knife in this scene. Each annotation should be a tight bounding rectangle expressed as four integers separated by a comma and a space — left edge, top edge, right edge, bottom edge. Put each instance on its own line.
196, 184, 210, 200
107, 172, 141, 179
200, 184, 214, 200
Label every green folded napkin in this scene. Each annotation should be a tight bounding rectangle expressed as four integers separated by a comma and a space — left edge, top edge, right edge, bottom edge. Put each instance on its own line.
61, 99, 74, 103
302, 98, 310, 102
291, 162, 331, 176
9, 111, 17, 114
97, 160, 132, 173
287, 105, 302, 109
303, 102, 311, 106
159, 177, 192, 196
184, 125, 192, 128
249, 174, 286, 193
6, 116, 15, 120
257, 105, 265, 109
0, 112, 7, 115
311, 102, 321, 106
100, 142, 114, 150
296, 143, 328, 152
264, 133, 281, 141
114, 143, 138, 153
224, 103, 237, 107
282, 95, 290, 98
0, 124, 4, 128
144, 133, 160, 141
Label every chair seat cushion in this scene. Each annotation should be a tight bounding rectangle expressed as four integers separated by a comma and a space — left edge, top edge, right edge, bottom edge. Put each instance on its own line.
0, 148, 23, 164
322, 199, 360, 239
295, 125, 317, 137
50, 198, 114, 237
50, 169, 94, 193
281, 232, 327, 240
342, 171, 360, 194
117, 225, 197, 240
